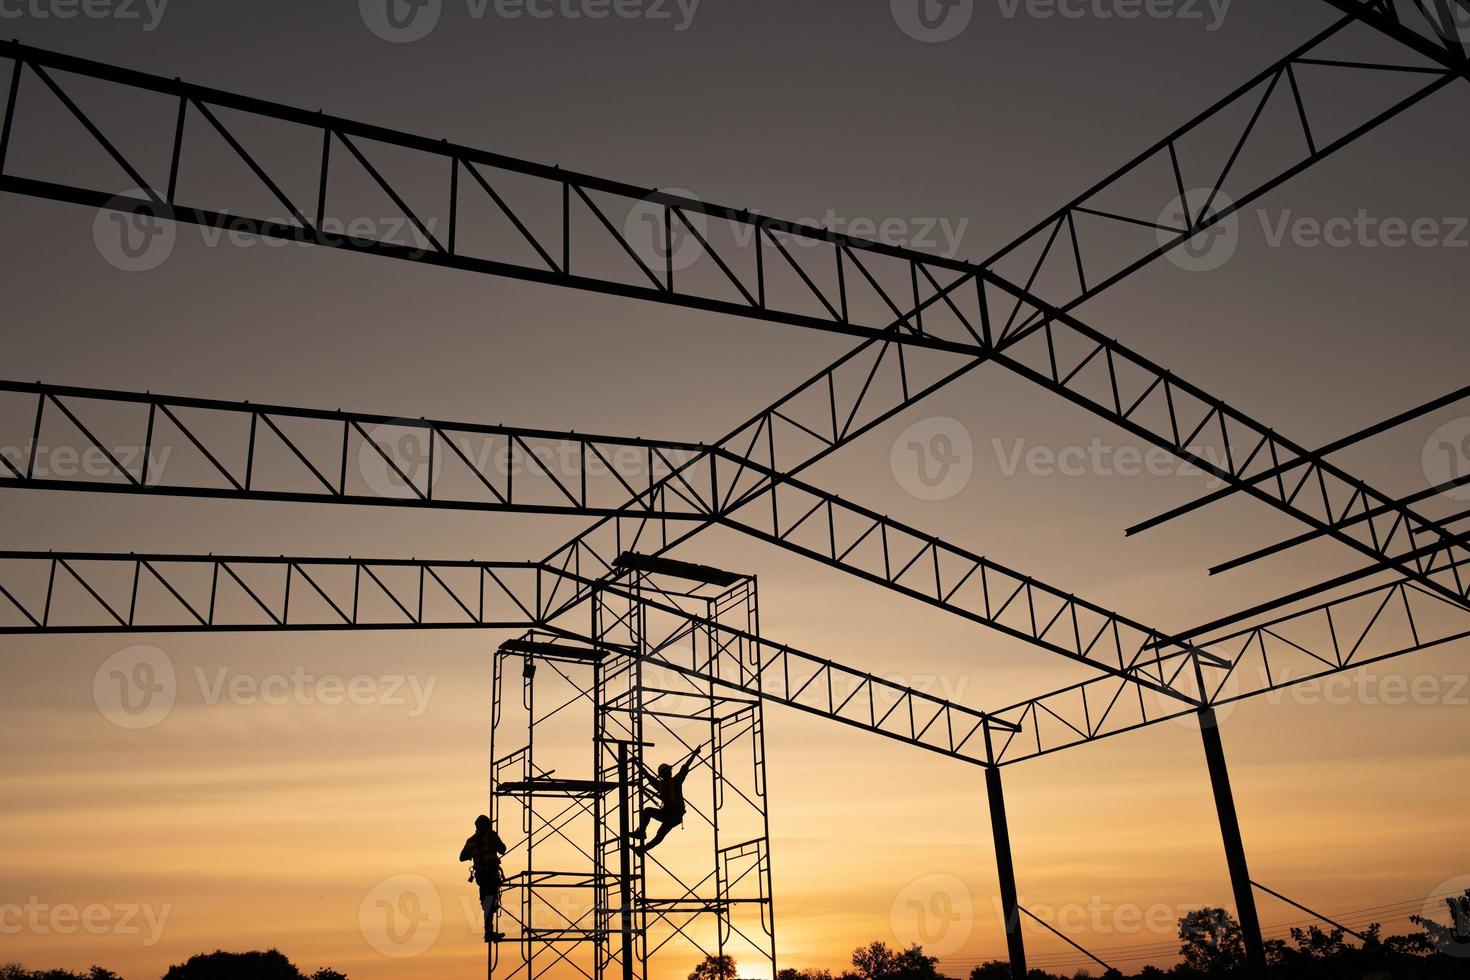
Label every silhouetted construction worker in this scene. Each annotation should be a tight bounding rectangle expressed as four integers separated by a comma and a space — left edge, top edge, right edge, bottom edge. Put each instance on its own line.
460, 814, 508, 943
632, 746, 701, 855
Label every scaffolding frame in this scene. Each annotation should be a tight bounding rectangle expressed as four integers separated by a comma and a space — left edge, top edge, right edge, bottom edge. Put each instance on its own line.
489, 564, 776, 980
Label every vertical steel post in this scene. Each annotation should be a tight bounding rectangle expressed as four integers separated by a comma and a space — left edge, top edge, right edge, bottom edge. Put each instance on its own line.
1198, 706, 1265, 972
618, 739, 636, 980
488, 654, 499, 980
984, 765, 1027, 980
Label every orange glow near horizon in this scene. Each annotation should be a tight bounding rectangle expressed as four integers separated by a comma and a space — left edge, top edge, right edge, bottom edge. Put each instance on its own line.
3, 624, 1470, 980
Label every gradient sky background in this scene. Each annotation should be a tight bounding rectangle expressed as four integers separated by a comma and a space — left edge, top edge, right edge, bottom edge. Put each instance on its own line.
1, 1, 1469, 978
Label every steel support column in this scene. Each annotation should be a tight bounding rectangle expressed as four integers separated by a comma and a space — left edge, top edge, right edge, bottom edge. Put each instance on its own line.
617, 741, 636, 980
984, 765, 1026, 980
1198, 706, 1265, 972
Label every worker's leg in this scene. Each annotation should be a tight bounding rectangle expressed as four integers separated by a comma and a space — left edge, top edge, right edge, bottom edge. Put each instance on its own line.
479, 867, 509, 940
638, 814, 680, 854
479, 885, 498, 941
487, 881, 503, 918
633, 807, 665, 839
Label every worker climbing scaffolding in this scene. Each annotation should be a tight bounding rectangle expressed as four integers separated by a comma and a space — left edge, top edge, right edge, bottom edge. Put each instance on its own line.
461, 814, 508, 943
632, 745, 702, 855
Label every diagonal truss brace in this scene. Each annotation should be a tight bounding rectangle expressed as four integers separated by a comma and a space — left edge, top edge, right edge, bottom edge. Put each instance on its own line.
1, 23, 1464, 680
987, 555, 1470, 765
0, 378, 1215, 698
0, 550, 1009, 765
1318, 0, 1470, 72
532, 14, 1467, 629
0, 380, 717, 519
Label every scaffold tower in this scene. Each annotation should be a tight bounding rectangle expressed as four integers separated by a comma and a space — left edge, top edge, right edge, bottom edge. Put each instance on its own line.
490, 554, 777, 980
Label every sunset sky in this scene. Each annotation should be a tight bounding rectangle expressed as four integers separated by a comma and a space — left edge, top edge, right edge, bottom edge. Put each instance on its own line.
2, 2, 1469, 979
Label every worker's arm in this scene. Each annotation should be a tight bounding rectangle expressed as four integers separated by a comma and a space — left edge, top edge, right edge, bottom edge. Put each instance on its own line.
459, 838, 474, 862
493, 831, 508, 857
678, 745, 703, 780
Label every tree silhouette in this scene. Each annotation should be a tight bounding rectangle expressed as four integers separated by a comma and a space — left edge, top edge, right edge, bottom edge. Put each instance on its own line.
1177, 907, 1245, 975
778, 970, 834, 980
1412, 888, 1470, 957
965, 964, 1008, 980
689, 955, 737, 980
161, 949, 346, 980
849, 943, 944, 980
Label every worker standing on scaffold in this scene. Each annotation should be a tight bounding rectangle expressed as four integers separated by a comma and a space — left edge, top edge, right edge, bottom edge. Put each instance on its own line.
460, 814, 508, 943
632, 745, 702, 855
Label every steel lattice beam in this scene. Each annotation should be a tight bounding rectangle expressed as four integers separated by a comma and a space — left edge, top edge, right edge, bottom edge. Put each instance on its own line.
987, 558, 1470, 765
982, 330, 1470, 608
1129, 382, 1470, 535
9, 542, 1463, 772
1, 26, 1464, 672
1318, 0, 1470, 71
537, 7, 1455, 541
534, 12, 1468, 627
0, 39, 996, 351
544, 303, 1470, 622
0, 550, 553, 632
0, 379, 1208, 699
0, 549, 1002, 765
1211, 478, 1470, 576
0, 380, 718, 519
